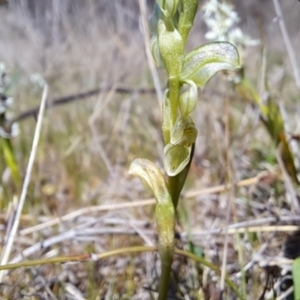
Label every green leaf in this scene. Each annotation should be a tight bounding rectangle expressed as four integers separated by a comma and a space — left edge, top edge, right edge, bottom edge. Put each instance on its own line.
260, 100, 284, 144
164, 143, 191, 176
292, 257, 300, 300
259, 97, 298, 184
1, 138, 21, 186
236, 79, 299, 184
279, 135, 299, 184
129, 158, 175, 269
180, 42, 240, 87
188, 241, 204, 258
178, 0, 199, 45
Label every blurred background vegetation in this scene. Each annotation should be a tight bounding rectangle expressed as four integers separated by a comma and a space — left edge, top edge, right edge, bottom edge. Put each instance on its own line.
0, 0, 300, 299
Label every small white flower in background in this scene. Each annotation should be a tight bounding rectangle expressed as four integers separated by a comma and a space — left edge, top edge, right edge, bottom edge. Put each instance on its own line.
0, 62, 19, 138
0, 96, 14, 114
0, 62, 11, 93
30, 73, 46, 90
202, 0, 259, 50
0, 123, 19, 139
0, 78, 14, 114
228, 27, 260, 47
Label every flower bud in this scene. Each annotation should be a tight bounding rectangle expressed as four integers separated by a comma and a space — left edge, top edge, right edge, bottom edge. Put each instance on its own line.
157, 0, 180, 18
158, 20, 183, 78
179, 80, 198, 116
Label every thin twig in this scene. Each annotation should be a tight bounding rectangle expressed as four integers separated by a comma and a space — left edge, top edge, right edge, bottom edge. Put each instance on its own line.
7, 86, 156, 127
235, 241, 270, 279
20, 198, 156, 236
272, 0, 300, 89
0, 167, 271, 224
8, 222, 300, 265
275, 146, 300, 212
220, 98, 235, 294
9, 230, 77, 264
88, 87, 115, 173
65, 283, 86, 300
276, 285, 294, 300
183, 169, 275, 198
186, 219, 300, 239
6, 87, 232, 128
19, 170, 276, 236
138, 0, 163, 104
259, 47, 267, 100
0, 85, 48, 281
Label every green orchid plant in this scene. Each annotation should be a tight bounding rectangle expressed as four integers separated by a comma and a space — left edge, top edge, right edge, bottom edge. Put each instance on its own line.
129, 1, 240, 299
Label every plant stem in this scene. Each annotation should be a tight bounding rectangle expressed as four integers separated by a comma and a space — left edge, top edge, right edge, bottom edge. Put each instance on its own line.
168, 77, 180, 131
158, 261, 172, 300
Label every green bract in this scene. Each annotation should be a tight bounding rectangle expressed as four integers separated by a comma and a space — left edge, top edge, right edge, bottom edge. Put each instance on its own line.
180, 42, 240, 87
150, 36, 165, 68
164, 143, 191, 176
157, 0, 180, 18
171, 116, 197, 147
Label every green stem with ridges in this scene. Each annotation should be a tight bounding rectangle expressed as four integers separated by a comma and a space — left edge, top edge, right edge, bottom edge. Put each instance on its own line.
168, 76, 180, 130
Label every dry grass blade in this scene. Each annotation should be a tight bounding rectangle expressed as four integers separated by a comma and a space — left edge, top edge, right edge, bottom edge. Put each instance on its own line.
272, 0, 300, 89
19, 171, 272, 236
220, 99, 235, 295
7, 86, 156, 126
275, 146, 300, 212
0, 85, 48, 281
